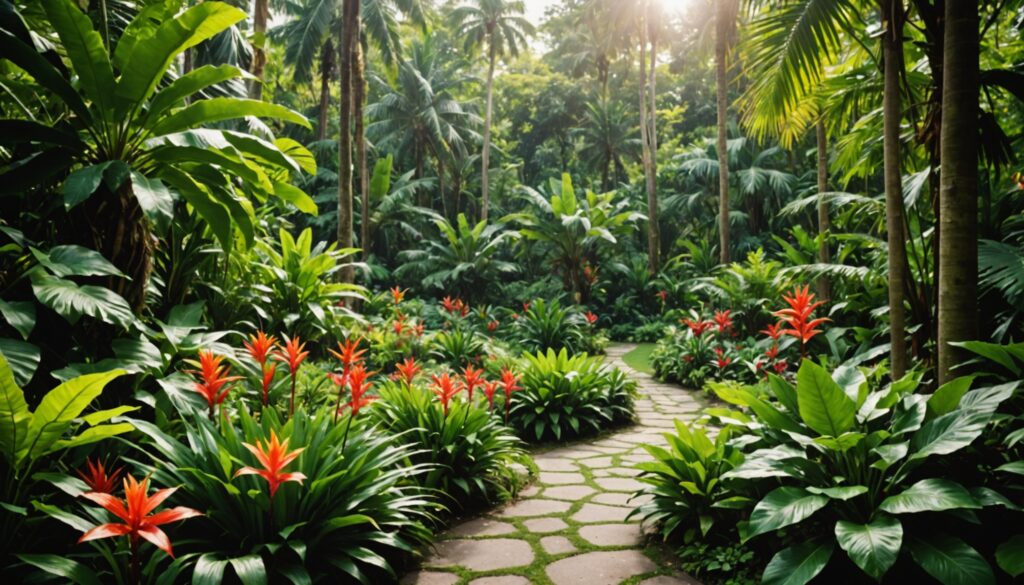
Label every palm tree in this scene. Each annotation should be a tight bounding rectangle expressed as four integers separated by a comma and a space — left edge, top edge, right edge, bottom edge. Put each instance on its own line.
338, 0, 360, 283
636, 0, 660, 273
574, 99, 641, 191
450, 0, 534, 221
937, 0, 979, 383
250, 0, 270, 99
715, 0, 739, 264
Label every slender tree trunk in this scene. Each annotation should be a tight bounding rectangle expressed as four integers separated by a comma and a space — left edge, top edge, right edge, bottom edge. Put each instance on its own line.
481, 41, 497, 221
816, 119, 831, 301
937, 0, 979, 383
355, 33, 370, 260
317, 39, 334, 142
337, 0, 358, 283
249, 0, 269, 100
715, 0, 733, 265
882, 0, 908, 378
638, 9, 660, 274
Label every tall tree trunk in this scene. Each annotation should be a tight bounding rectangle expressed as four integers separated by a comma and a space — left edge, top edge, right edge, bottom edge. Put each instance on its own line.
337, 0, 358, 284
882, 0, 908, 378
317, 39, 334, 142
816, 119, 831, 301
638, 8, 660, 274
249, 0, 269, 100
481, 41, 497, 221
715, 0, 734, 265
937, 0, 979, 383
355, 33, 370, 260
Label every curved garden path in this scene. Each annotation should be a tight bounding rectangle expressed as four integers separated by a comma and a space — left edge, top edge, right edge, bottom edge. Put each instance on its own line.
401, 343, 708, 585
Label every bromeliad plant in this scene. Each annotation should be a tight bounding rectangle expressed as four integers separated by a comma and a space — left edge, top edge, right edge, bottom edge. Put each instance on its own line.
514, 298, 586, 354
704, 360, 1020, 585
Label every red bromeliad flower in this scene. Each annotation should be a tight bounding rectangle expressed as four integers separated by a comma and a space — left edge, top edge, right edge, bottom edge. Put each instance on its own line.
76, 458, 124, 494
773, 285, 830, 356
243, 331, 278, 367
441, 296, 462, 315
234, 430, 307, 499
482, 380, 499, 412
457, 299, 469, 317
713, 310, 733, 334
187, 350, 242, 420
431, 373, 462, 416
275, 335, 310, 415
656, 290, 668, 303
499, 367, 522, 425
773, 359, 789, 374
760, 322, 785, 340
765, 345, 780, 360
339, 363, 377, 417
414, 323, 425, 337
681, 317, 713, 336
461, 364, 485, 402
487, 320, 499, 332
390, 286, 407, 304
714, 356, 732, 369
393, 317, 406, 336
329, 338, 366, 370
393, 357, 422, 386
584, 311, 598, 325
522, 301, 531, 312
78, 475, 201, 561
260, 363, 277, 406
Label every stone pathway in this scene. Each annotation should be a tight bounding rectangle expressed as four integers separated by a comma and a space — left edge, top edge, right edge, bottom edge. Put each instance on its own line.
401, 344, 709, 585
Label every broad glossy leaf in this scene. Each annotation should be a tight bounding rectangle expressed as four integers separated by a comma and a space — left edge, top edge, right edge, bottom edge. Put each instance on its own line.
878, 478, 979, 514
32, 245, 125, 278
797, 359, 856, 437
909, 533, 995, 585
41, 0, 116, 120
193, 554, 229, 585
832, 362, 866, 404
996, 535, 1024, 578
762, 538, 834, 585
149, 98, 310, 136
0, 299, 35, 339
835, 515, 902, 580
927, 376, 975, 419
64, 161, 131, 210
0, 30, 90, 121
21, 369, 124, 461
807, 485, 868, 500
274, 182, 318, 215
32, 276, 134, 327
131, 172, 175, 230
745, 486, 829, 541
111, 337, 164, 372
228, 554, 267, 585
909, 408, 994, 462
52, 422, 135, 450
16, 554, 103, 585
0, 337, 41, 386
148, 64, 252, 119
0, 353, 30, 464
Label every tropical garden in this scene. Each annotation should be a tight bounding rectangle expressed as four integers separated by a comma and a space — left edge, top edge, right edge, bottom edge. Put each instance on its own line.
0, 0, 1022, 583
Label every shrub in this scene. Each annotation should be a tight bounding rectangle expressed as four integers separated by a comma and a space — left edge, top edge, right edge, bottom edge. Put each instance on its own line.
510, 349, 635, 442
429, 329, 486, 368
515, 298, 584, 353
367, 380, 527, 509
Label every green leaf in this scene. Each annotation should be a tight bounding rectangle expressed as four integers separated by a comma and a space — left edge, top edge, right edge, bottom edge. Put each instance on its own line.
835, 515, 903, 580
0, 338, 41, 386
228, 554, 268, 585
996, 535, 1024, 578
149, 98, 310, 136
762, 538, 834, 585
996, 461, 1024, 476
40, 0, 116, 121
797, 360, 856, 436
32, 245, 126, 278
745, 486, 829, 541
274, 182, 318, 215
20, 369, 124, 462
879, 479, 979, 514
832, 363, 866, 404
80, 405, 138, 426
53, 422, 135, 450
927, 376, 975, 419
0, 30, 91, 122
147, 65, 252, 119
807, 485, 868, 500
909, 534, 995, 585
16, 554, 103, 585
64, 161, 131, 210
131, 172, 175, 230
0, 353, 30, 465
369, 155, 393, 201
111, 337, 164, 372
909, 408, 993, 462
193, 554, 229, 585
0, 299, 35, 339
32, 276, 134, 327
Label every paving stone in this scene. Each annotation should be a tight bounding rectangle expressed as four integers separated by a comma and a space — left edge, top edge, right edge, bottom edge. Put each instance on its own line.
546, 550, 658, 585
541, 535, 577, 555
594, 476, 646, 492
542, 484, 596, 501
469, 577, 532, 585
401, 571, 459, 585
518, 484, 542, 498
524, 517, 568, 533
572, 502, 633, 523
497, 499, 571, 518
606, 466, 643, 477
638, 576, 702, 585
577, 456, 613, 468
591, 492, 642, 507
447, 517, 516, 537
534, 458, 579, 472
427, 538, 533, 571
540, 471, 587, 485
578, 523, 643, 547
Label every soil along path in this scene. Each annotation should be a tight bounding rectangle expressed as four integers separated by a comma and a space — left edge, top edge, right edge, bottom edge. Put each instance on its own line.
401, 344, 708, 585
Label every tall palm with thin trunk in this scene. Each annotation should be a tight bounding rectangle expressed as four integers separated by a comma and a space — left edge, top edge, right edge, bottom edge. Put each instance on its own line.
937, 0, 979, 383
450, 0, 533, 221
715, 0, 738, 264
250, 0, 269, 99
636, 1, 659, 274
338, 0, 359, 283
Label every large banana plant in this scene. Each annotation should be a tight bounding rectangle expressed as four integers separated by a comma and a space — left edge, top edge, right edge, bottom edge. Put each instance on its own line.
0, 0, 316, 311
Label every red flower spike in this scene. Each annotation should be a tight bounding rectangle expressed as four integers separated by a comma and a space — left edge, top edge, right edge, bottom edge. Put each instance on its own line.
341, 363, 377, 416
260, 363, 277, 406
681, 317, 713, 336
482, 380, 499, 412
234, 430, 307, 499
461, 365, 485, 402
76, 458, 124, 494
772, 286, 831, 356
243, 331, 278, 368
487, 320, 499, 332
499, 367, 522, 424
760, 322, 785, 340
656, 290, 668, 303
713, 310, 733, 334
765, 345, 780, 360
430, 373, 462, 416
441, 296, 458, 314
389, 286, 407, 304
584, 311, 598, 325
393, 357, 422, 386
275, 335, 310, 375
329, 338, 366, 370
393, 317, 406, 336
187, 350, 242, 420
78, 474, 201, 558
414, 323, 424, 337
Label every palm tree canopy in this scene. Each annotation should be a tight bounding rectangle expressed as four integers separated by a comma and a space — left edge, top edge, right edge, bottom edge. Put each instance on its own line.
449, 0, 535, 59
